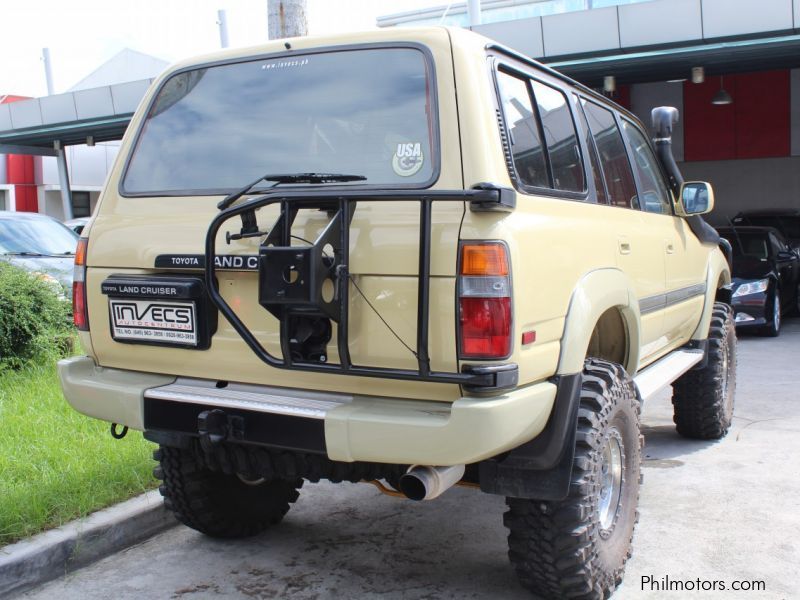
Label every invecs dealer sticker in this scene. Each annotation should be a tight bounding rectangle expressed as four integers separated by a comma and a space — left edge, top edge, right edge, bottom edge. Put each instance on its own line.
392, 142, 424, 177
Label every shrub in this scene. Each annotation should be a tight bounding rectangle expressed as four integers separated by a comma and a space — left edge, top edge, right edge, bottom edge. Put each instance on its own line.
0, 262, 73, 370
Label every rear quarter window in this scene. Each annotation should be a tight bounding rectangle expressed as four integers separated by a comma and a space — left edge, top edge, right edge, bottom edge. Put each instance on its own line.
581, 99, 637, 209
495, 67, 586, 197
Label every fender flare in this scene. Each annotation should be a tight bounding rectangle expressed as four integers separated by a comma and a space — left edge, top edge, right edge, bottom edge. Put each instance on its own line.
556, 268, 640, 377
691, 250, 732, 341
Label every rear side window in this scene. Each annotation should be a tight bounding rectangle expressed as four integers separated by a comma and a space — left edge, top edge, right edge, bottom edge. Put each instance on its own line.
496, 71, 549, 188
496, 69, 586, 195
621, 120, 672, 215
576, 96, 607, 204
581, 100, 637, 209
530, 81, 584, 193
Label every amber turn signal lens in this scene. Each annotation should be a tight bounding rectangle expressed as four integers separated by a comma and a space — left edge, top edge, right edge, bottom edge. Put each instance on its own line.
460, 243, 509, 276
75, 238, 88, 267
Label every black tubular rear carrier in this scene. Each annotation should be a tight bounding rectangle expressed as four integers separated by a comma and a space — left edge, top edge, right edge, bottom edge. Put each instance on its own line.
204, 187, 518, 391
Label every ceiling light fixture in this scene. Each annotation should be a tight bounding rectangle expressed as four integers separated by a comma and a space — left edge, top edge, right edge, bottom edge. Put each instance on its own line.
711, 75, 732, 105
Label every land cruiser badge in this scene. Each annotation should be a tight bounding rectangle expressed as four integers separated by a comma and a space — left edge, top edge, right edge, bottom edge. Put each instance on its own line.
392, 142, 424, 177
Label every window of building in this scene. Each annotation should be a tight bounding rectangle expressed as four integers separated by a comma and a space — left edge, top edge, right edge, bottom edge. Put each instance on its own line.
496, 71, 549, 189
530, 81, 584, 193
621, 120, 672, 215
71, 191, 91, 218
0, 190, 6, 211
581, 100, 637, 209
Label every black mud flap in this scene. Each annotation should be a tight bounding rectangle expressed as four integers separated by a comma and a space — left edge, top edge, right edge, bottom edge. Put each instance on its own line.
478, 373, 582, 500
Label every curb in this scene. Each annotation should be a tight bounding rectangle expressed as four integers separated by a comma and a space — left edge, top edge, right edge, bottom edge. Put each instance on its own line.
0, 490, 176, 598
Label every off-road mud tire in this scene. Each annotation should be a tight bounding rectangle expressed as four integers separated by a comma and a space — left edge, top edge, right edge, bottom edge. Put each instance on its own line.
504, 358, 642, 600
672, 302, 736, 439
154, 445, 302, 538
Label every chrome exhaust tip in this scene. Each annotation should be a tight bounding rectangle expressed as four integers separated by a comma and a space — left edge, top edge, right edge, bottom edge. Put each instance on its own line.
398, 464, 466, 501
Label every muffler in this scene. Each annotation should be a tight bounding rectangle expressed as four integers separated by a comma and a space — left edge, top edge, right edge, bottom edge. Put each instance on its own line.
398, 464, 466, 501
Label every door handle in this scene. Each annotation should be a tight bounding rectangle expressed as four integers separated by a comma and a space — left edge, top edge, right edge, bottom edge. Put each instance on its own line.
666, 243, 675, 254
619, 241, 631, 255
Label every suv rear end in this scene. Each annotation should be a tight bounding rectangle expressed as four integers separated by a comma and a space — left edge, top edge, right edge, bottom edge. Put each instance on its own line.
61, 27, 555, 472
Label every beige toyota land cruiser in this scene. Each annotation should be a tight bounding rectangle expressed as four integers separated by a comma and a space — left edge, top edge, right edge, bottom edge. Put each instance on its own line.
60, 27, 735, 599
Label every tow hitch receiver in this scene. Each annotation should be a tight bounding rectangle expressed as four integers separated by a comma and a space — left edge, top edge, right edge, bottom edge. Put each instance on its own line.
197, 409, 244, 450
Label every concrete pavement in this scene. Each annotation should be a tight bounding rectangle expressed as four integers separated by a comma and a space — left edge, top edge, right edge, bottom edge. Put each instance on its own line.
19, 321, 800, 599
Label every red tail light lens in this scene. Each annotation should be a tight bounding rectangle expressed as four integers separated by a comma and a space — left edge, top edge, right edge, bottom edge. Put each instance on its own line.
73, 238, 89, 331
73, 281, 88, 330
459, 297, 511, 358
458, 242, 512, 359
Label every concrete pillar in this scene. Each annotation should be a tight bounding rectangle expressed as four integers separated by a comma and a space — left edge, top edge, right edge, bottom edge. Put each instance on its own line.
218, 10, 230, 48
56, 144, 73, 220
467, 0, 482, 26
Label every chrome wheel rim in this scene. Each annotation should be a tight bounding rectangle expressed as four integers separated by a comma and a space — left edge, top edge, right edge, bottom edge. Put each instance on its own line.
773, 295, 781, 331
599, 432, 623, 531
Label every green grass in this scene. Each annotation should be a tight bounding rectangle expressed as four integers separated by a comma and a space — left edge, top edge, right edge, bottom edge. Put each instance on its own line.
0, 360, 156, 546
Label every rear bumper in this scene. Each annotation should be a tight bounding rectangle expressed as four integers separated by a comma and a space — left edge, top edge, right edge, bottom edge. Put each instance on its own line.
59, 355, 556, 466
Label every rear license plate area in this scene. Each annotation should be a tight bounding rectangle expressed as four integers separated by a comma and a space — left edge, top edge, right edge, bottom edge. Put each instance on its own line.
109, 298, 197, 346
102, 275, 216, 349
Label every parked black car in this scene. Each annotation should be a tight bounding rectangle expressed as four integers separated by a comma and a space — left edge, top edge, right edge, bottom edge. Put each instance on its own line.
716, 226, 799, 336
731, 210, 800, 250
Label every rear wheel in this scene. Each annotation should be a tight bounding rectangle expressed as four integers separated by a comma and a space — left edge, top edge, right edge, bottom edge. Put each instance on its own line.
504, 359, 641, 600
762, 289, 781, 337
154, 445, 302, 538
672, 302, 737, 439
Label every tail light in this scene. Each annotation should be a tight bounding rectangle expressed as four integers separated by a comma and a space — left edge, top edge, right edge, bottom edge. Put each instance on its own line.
458, 242, 512, 359
73, 238, 89, 330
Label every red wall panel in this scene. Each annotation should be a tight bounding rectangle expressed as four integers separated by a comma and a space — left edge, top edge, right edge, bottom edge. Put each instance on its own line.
683, 76, 736, 161
615, 84, 631, 110
734, 70, 790, 159
13, 185, 38, 212
6, 154, 34, 184
683, 70, 790, 162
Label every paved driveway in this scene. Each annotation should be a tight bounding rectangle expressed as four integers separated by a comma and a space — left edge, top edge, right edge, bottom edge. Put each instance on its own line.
22, 322, 800, 599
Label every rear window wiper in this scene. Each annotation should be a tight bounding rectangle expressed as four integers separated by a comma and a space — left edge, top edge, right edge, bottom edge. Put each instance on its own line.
218, 172, 367, 210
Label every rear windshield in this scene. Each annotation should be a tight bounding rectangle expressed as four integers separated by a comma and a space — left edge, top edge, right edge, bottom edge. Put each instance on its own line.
121, 47, 437, 195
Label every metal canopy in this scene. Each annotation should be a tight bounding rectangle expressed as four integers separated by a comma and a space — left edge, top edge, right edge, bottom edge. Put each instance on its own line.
0, 115, 132, 148
548, 34, 800, 87
0, 78, 152, 149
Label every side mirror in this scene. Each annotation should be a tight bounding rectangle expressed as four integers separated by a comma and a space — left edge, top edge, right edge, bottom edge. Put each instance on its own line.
777, 251, 795, 261
677, 181, 714, 216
